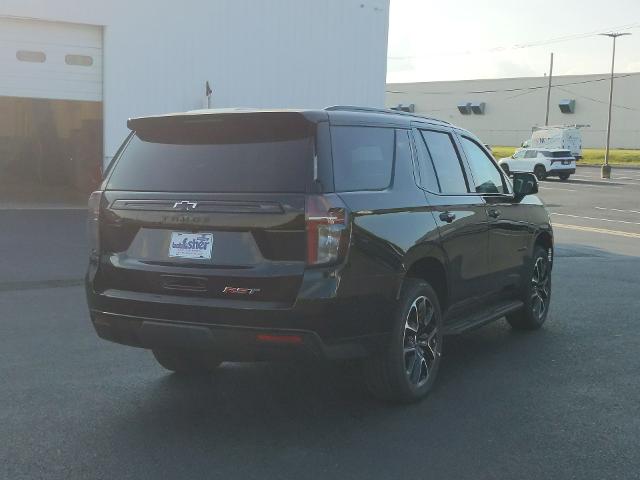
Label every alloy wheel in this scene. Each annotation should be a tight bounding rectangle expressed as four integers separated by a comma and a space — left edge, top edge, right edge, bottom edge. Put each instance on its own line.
403, 296, 440, 387
531, 257, 550, 320
534, 167, 546, 181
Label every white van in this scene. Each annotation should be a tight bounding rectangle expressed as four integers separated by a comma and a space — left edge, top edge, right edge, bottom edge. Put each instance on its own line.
523, 126, 583, 159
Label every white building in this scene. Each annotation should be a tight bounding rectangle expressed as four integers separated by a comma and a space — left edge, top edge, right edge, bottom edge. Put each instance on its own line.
386, 73, 640, 149
0, 0, 389, 198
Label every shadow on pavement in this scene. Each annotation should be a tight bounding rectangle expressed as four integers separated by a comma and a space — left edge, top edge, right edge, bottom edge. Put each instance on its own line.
4, 242, 639, 479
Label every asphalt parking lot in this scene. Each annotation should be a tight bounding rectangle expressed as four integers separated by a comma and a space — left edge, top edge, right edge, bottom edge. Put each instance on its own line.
1, 166, 639, 480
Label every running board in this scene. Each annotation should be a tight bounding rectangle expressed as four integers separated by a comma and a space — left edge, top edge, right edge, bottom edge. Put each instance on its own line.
442, 300, 524, 335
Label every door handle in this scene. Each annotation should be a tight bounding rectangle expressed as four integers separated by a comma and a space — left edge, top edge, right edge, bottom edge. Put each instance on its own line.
488, 208, 501, 218
439, 211, 456, 223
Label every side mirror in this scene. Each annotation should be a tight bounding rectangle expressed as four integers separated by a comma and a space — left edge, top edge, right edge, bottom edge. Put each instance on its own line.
512, 172, 538, 200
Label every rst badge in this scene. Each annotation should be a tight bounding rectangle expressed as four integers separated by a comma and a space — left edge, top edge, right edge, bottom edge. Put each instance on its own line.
169, 232, 213, 259
222, 286, 261, 295
173, 200, 198, 211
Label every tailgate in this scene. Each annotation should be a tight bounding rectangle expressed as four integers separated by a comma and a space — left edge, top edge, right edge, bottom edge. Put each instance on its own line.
97, 191, 306, 305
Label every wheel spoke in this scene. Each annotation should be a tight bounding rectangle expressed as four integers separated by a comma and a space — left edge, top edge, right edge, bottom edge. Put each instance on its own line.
420, 356, 428, 382
423, 304, 434, 328
409, 351, 423, 384
539, 284, 549, 299
539, 259, 548, 280
405, 305, 418, 333
417, 297, 427, 325
534, 296, 544, 318
426, 329, 438, 360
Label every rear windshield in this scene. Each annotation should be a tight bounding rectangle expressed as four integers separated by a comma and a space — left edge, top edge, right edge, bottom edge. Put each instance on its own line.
541, 150, 572, 158
106, 114, 314, 193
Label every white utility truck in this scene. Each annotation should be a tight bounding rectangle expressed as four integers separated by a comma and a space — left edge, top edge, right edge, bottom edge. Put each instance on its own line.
522, 125, 587, 160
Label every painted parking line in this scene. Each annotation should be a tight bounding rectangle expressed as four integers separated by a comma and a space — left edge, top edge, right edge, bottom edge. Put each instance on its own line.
565, 174, 637, 186
578, 183, 624, 189
538, 186, 577, 192
553, 223, 640, 239
571, 174, 598, 179
542, 181, 622, 189
594, 206, 640, 215
551, 212, 640, 226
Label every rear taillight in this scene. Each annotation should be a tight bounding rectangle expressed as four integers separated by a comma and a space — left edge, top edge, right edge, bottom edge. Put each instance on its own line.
305, 194, 350, 266
87, 191, 103, 260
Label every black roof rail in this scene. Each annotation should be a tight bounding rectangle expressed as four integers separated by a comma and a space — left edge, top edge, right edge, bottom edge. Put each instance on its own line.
325, 105, 450, 124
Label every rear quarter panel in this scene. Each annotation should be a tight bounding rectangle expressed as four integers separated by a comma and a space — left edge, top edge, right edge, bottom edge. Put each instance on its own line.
334, 134, 442, 336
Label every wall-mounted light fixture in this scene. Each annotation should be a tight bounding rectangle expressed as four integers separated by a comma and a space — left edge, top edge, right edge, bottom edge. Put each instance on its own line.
391, 104, 415, 113
457, 102, 472, 114
558, 99, 575, 114
470, 102, 485, 114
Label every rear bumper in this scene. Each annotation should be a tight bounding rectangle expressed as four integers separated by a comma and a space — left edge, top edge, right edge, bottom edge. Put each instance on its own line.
547, 167, 576, 175
86, 267, 399, 360
89, 310, 380, 361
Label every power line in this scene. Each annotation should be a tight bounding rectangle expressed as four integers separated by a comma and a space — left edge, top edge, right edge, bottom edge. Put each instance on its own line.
388, 22, 640, 59
513, 23, 639, 49
555, 86, 640, 112
386, 72, 640, 96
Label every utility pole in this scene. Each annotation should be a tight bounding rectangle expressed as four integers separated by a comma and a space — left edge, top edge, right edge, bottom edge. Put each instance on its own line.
545, 52, 554, 126
599, 32, 631, 179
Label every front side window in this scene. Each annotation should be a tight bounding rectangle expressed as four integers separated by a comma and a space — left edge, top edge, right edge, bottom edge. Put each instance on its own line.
331, 126, 394, 192
525, 150, 538, 159
460, 136, 507, 194
420, 130, 468, 194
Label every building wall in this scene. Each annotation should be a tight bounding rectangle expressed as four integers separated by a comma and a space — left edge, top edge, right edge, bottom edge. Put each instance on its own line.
386, 73, 640, 149
2, 0, 390, 164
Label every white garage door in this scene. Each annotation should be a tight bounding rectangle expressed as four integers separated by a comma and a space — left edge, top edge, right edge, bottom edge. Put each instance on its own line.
0, 17, 102, 102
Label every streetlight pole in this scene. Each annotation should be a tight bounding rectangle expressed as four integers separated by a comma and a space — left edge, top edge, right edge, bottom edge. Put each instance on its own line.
599, 32, 631, 179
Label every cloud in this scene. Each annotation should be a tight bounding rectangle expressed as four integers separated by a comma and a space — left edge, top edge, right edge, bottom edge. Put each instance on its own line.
624, 61, 640, 72
494, 60, 538, 78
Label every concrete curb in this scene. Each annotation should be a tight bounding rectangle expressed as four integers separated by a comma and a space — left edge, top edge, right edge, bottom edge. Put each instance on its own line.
577, 163, 640, 171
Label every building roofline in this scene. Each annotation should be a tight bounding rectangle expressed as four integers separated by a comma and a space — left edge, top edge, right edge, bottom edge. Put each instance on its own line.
387, 71, 640, 87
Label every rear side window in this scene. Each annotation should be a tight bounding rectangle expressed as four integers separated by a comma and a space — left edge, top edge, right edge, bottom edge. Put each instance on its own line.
419, 130, 468, 194
331, 126, 394, 192
106, 116, 314, 193
413, 130, 440, 192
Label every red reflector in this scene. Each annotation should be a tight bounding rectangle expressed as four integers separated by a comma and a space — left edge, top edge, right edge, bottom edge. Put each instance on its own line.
256, 334, 303, 345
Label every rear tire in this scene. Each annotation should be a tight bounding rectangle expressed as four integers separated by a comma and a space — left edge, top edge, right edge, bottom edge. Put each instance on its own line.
152, 349, 222, 374
534, 165, 547, 181
559, 173, 570, 181
363, 279, 443, 403
507, 245, 551, 331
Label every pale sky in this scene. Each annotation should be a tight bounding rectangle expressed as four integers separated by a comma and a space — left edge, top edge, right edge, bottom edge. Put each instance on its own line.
387, 0, 640, 83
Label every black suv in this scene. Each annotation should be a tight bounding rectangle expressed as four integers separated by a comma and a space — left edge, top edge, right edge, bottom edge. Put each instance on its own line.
86, 106, 553, 403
